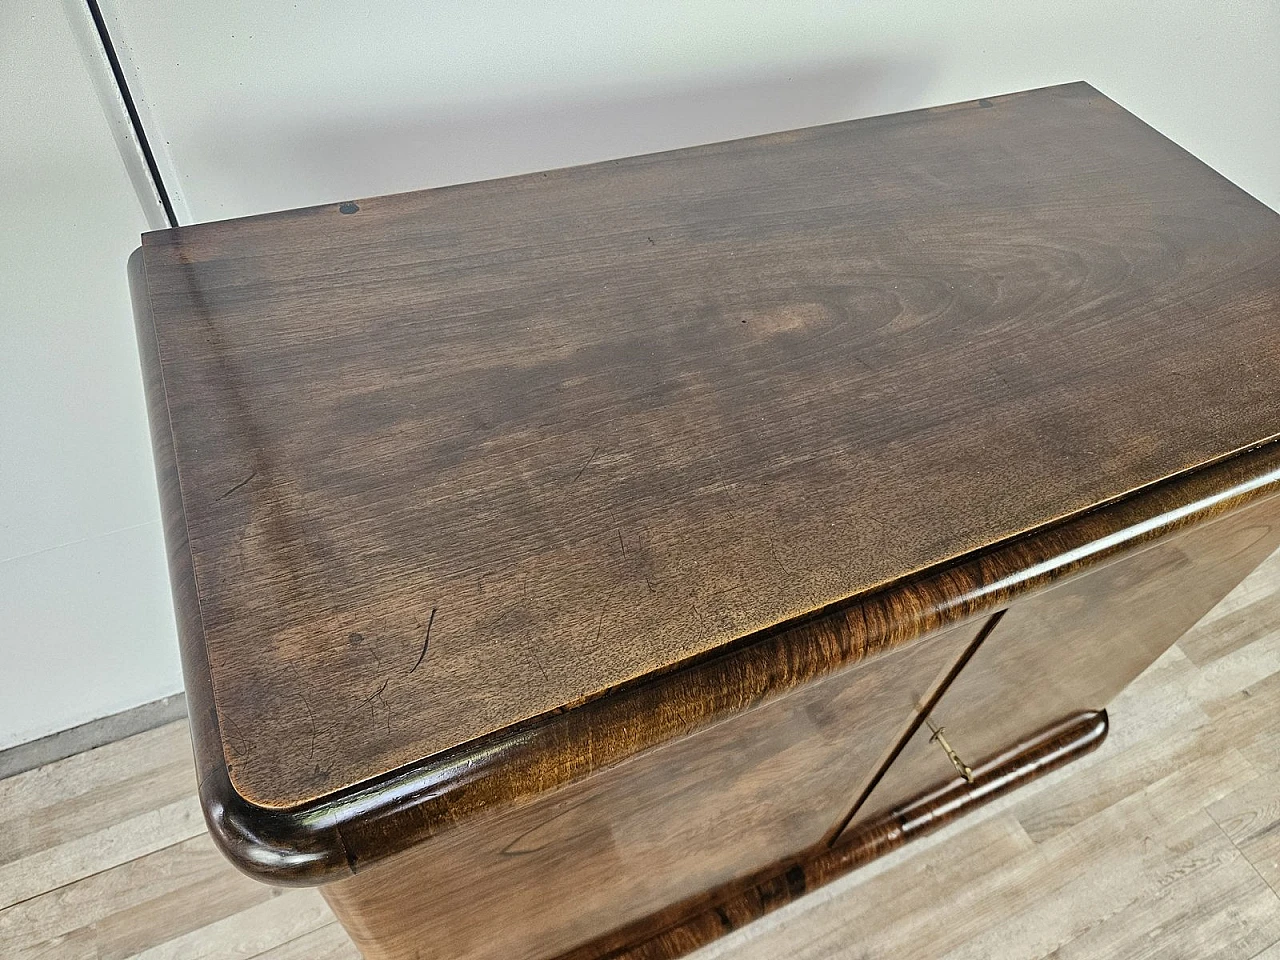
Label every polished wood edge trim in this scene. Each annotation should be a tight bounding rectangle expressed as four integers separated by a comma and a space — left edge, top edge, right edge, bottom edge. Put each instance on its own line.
562, 710, 1109, 960
130, 248, 354, 882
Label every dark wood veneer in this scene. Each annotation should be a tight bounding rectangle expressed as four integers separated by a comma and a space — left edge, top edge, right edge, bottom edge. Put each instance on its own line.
131, 80, 1280, 960
841, 494, 1280, 834
137, 81, 1280, 814
559, 712, 1109, 960
320, 617, 987, 960
136, 240, 1280, 882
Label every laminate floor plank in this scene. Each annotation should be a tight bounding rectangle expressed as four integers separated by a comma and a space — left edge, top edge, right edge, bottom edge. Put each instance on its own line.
125, 888, 332, 960
60, 860, 275, 960
932, 809, 1252, 960
0, 835, 230, 956
1208, 770, 1280, 897
1209, 671, 1280, 774
0, 796, 205, 911
7, 863, 273, 960
1249, 937, 1280, 960
0, 723, 191, 825
0, 756, 196, 868
249, 923, 361, 960
1045, 845, 1280, 960
1190, 622, 1280, 712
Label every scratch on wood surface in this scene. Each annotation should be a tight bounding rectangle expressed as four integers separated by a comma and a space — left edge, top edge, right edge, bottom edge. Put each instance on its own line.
593, 584, 622, 644
359, 679, 389, 711
358, 680, 392, 735
213, 471, 256, 503
410, 607, 437, 675
221, 715, 255, 757
299, 695, 317, 761
572, 447, 598, 483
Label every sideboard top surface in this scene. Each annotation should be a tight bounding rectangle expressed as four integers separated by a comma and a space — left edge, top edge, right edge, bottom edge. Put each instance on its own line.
135, 82, 1280, 809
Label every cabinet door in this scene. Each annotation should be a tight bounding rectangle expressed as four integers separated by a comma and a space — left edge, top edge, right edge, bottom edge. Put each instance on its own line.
322, 616, 985, 960
841, 495, 1280, 833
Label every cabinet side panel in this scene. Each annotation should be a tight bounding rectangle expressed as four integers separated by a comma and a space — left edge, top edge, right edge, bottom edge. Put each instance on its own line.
320, 618, 983, 960
845, 494, 1280, 830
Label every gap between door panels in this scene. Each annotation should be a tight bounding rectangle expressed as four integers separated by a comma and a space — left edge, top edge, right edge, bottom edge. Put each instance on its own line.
823, 608, 1009, 846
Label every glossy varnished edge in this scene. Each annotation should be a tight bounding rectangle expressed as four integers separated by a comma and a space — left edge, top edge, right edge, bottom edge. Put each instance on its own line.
560, 711, 1109, 960
131, 249, 355, 877
132, 245, 1280, 885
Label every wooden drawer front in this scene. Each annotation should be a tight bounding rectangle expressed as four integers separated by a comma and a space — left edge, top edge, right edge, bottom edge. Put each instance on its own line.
321, 617, 984, 960
842, 493, 1280, 833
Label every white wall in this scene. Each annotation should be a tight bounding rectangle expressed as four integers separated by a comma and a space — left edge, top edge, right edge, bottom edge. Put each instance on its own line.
101, 0, 1279, 223
3, 2, 1277, 748
0, 5, 180, 749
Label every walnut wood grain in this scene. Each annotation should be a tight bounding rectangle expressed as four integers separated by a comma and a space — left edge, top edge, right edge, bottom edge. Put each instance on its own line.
314, 489, 1280, 960
137, 225, 1280, 883
133, 81, 1280, 816
320, 617, 987, 960
132, 84, 1280, 888
840, 494, 1280, 833
559, 711, 1109, 960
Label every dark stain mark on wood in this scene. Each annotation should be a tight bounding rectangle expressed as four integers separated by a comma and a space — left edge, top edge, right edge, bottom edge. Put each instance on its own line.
410, 608, 437, 675
347, 631, 384, 668
783, 864, 807, 897
212, 470, 256, 503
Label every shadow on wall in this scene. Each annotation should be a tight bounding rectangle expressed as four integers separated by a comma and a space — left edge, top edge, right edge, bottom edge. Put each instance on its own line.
194, 56, 937, 220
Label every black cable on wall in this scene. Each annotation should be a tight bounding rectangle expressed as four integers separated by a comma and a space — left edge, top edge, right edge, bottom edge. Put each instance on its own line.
84, 0, 179, 228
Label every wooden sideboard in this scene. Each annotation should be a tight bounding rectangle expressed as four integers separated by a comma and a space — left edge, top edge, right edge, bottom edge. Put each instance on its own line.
130, 82, 1280, 960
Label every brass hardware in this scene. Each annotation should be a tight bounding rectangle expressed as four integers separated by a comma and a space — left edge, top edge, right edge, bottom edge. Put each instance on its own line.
926, 719, 974, 783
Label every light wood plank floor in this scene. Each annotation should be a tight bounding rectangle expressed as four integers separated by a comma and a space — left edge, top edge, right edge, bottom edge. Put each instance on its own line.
4, 549, 1280, 959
